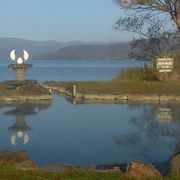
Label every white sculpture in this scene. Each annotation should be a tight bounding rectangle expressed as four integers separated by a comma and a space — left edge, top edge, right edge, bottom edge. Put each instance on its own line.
23, 50, 29, 61
10, 50, 29, 64
10, 50, 16, 61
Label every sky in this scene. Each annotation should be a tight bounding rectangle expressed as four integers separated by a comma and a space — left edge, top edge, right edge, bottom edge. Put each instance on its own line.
0, 0, 136, 42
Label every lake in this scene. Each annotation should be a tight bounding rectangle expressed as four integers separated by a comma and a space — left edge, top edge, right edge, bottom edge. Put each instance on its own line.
0, 59, 146, 82
0, 59, 179, 169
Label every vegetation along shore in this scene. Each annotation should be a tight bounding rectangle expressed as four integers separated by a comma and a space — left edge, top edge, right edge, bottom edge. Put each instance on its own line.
45, 79, 180, 102
0, 151, 179, 179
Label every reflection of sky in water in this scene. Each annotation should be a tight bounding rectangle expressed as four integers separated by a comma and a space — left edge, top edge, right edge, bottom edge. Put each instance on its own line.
0, 96, 179, 167
0, 59, 148, 82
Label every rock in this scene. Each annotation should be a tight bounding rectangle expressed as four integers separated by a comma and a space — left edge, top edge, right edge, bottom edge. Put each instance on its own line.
82, 94, 114, 100
41, 163, 73, 173
175, 96, 180, 101
2, 80, 53, 101
115, 95, 128, 100
128, 94, 160, 101
170, 152, 180, 175
159, 95, 176, 101
0, 151, 38, 170
15, 160, 38, 170
16, 81, 51, 96
0, 151, 28, 163
125, 161, 161, 179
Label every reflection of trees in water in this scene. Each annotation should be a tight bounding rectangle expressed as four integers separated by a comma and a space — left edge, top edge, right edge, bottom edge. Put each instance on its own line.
130, 103, 180, 138
114, 132, 142, 147
2, 101, 52, 145
113, 103, 180, 162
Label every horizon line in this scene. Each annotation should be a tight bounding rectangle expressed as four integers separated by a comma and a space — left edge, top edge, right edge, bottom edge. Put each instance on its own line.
0, 37, 131, 43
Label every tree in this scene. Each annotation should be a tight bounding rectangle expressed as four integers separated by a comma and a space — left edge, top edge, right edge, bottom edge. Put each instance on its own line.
114, 17, 173, 60
113, 0, 180, 30
113, 0, 180, 60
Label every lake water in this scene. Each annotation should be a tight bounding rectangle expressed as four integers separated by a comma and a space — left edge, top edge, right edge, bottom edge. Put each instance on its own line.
0, 59, 146, 82
0, 59, 179, 169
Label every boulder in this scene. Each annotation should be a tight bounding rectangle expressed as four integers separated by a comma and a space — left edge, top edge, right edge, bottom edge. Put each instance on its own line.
170, 152, 180, 175
2, 80, 53, 101
16, 81, 51, 96
0, 151, 28, 163
0, 151, 38, 170
125, 161, 161, 179
15, 160, 38, 170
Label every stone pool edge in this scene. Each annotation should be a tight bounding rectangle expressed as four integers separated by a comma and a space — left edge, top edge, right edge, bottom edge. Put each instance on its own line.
44, 84, 180, 102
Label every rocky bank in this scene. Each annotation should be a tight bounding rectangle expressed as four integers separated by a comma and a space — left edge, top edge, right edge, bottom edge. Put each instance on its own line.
0, 80, 53, 101
1, 151, 179, 179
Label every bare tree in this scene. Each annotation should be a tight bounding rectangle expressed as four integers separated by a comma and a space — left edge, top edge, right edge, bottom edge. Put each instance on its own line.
113, 0, 180, 30
113, 0, 180, 60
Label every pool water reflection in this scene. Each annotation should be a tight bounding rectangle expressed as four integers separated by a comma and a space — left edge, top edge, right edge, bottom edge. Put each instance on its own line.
0, 96, 179, 168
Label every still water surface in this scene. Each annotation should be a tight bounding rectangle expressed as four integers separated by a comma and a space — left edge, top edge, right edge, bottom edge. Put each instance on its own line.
0, 59, 179, 167
0, 97, 179, 167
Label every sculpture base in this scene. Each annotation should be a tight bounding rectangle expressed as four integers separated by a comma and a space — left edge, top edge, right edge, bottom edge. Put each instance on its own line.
8, 64, 32, 81
8, 64, 33, 69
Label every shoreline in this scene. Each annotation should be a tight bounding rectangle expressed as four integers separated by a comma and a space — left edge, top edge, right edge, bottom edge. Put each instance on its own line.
0, 80, 53, 102
0, 151, 179, 178
0, 94, 53, 102
44, 84, 180, 102
0, 79, 180, 102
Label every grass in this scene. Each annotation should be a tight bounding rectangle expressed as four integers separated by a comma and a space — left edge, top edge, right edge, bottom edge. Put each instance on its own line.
46, 79, 180, 96
0, 164, 179, 180
0, 164, 123, 180
116, 65, 158, 81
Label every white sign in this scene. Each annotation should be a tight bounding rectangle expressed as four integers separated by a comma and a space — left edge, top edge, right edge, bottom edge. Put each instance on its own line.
156, 58, 174, 73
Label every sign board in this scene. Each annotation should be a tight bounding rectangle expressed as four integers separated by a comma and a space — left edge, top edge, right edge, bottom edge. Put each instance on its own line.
156, 58, 174, 73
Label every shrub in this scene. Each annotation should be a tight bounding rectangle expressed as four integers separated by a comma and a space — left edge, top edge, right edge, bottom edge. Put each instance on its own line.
116, 64, 158, 81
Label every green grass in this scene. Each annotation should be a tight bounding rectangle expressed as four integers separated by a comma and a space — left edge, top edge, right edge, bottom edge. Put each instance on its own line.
0, 164, 122, 180
0, 164, 179, 180
46, 79, 180, 96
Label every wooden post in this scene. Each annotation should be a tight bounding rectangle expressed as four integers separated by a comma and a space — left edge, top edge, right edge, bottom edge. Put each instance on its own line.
73, 84, 76, 98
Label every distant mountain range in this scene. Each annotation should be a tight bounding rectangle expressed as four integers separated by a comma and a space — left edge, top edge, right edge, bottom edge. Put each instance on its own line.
35, 42, 129, 60
0, 38, 85, 59
0, 38, 130, 60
